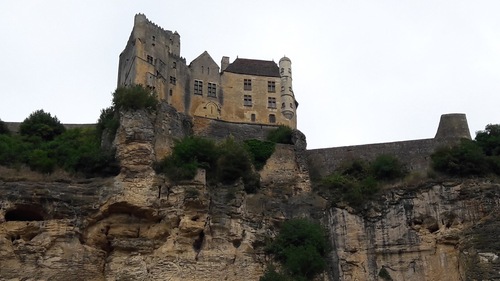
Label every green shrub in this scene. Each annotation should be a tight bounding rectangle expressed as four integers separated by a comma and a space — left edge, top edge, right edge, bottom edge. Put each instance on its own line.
27, 149, 56, 174
476, 124, 500, 156
244, 139, 275, 170
156, 136, 217, 182
0, 134, 32, 166
267, 125, 293, 144
319, 157, 406, 207
0, 119, 10, 135
431, 124, 500, 177
370, 154, 406, 180
47, 128, 119, 177
265, 218, 330, 280
431, 139, 489, 176
157, 136, 261, 189
19, 109, 65, 142
97, 106, 119, 143
259, 266, 291, 281
112, 85, 158, 111
216, 138, 252, 184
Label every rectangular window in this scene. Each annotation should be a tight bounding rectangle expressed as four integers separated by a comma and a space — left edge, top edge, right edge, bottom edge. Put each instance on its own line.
170, 76, 176, 85
194, 80, 203, 95
268, 81, 276, 93
251, 114, 256, 122
208, 82, 217, 97
268, 97, 277, 108
147, 55, 153, 64
269, 114, 276, 123
244, 95, 252, 106
244, 79, 252, 91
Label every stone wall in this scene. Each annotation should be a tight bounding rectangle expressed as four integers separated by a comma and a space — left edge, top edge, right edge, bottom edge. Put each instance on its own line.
306, 113, 471, 178
306, 138, 451, 178
192, 116, 279, 141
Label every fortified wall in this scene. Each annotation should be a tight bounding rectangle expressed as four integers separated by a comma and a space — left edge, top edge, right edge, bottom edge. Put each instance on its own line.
306, 113, 472, 178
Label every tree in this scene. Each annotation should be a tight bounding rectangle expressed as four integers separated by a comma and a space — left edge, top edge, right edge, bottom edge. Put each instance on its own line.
475, 124, 500, 156
265, 218, 330, 280
112, 85, 158, 111
19, 109, 65, 141
0, 118, 10, 135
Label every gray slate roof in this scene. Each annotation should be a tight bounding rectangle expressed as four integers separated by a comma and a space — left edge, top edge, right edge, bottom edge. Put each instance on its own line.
224, 58, 280, 77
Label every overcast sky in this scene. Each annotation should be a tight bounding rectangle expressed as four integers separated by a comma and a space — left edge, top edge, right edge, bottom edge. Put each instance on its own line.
1, 1, 499, 149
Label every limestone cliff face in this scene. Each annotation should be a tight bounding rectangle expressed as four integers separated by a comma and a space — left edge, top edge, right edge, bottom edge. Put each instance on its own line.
0, 107, 320, 281
327, 180, 500, 281
1, 106, 499, 281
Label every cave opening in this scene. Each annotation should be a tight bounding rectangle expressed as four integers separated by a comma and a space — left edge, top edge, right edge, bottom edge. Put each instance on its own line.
5, 205, 44, 221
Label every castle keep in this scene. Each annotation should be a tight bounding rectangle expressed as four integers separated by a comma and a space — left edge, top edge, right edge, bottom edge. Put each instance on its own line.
117, 14, 297, 129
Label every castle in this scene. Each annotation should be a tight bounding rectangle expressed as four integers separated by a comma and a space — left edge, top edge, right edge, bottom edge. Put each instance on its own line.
115, 14, 473, 177
117, 14, 297, 129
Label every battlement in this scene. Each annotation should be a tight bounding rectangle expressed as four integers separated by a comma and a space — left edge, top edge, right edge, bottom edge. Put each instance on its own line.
134, 13, 175, 37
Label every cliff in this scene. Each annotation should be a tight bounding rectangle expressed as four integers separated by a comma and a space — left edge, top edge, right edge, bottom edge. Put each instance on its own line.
328, 180, 500, 281
0, 105, 498, 280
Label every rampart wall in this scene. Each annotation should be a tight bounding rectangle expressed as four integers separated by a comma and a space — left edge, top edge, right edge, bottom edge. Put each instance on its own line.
5, 122, 95, 134
305, 138, 453, 178
305, 113, 471, 178
192, 116, 279, 141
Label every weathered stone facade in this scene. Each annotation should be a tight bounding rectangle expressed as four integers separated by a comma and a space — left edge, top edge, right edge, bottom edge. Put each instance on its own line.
117, 14, 298, 129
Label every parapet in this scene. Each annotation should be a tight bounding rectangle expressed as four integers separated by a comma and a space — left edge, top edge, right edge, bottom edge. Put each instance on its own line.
435, 113, 471, 140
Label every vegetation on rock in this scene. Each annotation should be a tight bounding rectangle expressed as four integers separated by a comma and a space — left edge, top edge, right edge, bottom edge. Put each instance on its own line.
156, 136, 261, 192
96, 106, 119, 144
112, 84, 158, 111
262, 218, 330, 281
267, 125, 293, 144
0, 110, 119, 177
431, 124, 500, 176
317, 155, 406, 208
19, 109, 66, 142
244, 139, 276, 170
0, 119, 10, 135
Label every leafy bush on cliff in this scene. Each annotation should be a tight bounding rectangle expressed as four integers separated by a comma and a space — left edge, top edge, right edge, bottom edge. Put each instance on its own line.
267, 125, 293, 144
47, 127, 119, 176
318, 155, 406, 207
371, 154, 407, 180
156, 136, 261, 191
96, 106, 119, 143
0, 135, 31, 166
0, 111, 119, 176
431, 124, 500, 176
263, 218, 330, 281
243, 139, 275, 170
112, 85, 158, 111
155, 136, 218, 182
19, 109, 66, 142
0, 119, 10, 135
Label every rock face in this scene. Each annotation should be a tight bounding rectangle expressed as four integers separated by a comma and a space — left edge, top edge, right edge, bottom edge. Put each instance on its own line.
0, 106, 323, 280
1, 105, 499, 280
327, 180, 500, 281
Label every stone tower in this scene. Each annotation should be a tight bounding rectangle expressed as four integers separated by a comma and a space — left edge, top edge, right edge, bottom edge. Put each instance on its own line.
279, 56, 296, 121
435, 113, 472, 140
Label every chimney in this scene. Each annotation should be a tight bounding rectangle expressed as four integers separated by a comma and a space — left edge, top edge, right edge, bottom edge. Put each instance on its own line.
221, 56, 230, 72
